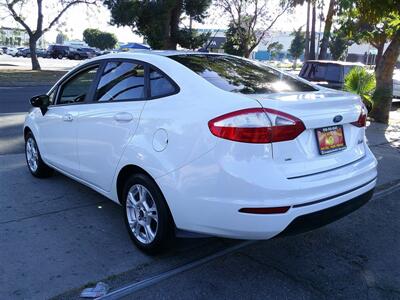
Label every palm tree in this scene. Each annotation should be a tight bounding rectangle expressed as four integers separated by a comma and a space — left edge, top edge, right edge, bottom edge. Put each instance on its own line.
344, 67, 376, 111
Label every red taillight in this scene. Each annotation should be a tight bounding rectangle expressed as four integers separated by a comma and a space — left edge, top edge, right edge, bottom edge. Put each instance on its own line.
351, 111, 367, 127
208, 108, 305, 143
239, 206, 290, 214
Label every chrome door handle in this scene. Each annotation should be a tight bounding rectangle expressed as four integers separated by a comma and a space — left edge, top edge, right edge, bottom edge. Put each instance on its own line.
114, 112, 133, 122
63, 113, 73, 122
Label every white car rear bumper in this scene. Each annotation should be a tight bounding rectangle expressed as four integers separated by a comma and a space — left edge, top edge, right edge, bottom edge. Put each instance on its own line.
157, 144, 377, 239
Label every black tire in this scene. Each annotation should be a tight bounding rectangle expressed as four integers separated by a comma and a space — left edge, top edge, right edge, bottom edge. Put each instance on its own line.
57, 53, 63, 59
74, 54, 80, 60
122, 173, 175, 254
25, 132, 54, 178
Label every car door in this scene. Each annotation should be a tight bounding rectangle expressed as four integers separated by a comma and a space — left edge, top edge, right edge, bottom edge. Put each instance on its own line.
76, 60, 149, 192
37, 64, 100, 176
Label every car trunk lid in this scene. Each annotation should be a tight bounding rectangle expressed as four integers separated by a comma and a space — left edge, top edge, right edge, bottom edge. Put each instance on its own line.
248, 90, 366, 179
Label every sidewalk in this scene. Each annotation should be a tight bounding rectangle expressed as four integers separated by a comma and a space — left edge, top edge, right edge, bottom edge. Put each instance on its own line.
366, 108, 400, 187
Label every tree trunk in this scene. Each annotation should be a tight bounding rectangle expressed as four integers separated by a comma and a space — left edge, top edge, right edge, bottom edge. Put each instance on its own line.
318, 0, 335, 60
304, 0, 311, 61
243, 45, 250, 58
370, 31, 400, 124
309, 3, 316, 60
374, 42, 384, 73
167, 0, 182, 50
29, 37, 41, 70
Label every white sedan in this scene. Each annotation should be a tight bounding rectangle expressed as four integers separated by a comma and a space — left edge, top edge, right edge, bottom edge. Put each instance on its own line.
24, 52, 377, 253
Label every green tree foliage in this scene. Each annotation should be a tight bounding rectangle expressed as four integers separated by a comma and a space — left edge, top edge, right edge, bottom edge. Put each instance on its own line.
328, 27, 351, 60
223, 22, 250, 57
289, 27, 305, 69
103, 0, 211, 50
338, 0, 400, 123
344, 67, 376, 110
177, 28, 210, 50
83, 28, 118, 50
267, 42, 284, 59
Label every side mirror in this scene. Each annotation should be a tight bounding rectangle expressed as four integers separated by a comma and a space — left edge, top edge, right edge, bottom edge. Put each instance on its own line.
30, 94, 50, 115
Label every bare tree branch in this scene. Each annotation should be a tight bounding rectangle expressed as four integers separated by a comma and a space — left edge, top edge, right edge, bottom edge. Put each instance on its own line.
2, 0, 98, 70
43, 0, 97, 33
217, 0, 292, 57
5, 0, 33, 36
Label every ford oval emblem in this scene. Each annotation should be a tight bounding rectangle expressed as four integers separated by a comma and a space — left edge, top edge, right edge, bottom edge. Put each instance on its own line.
333, 115, 343, 123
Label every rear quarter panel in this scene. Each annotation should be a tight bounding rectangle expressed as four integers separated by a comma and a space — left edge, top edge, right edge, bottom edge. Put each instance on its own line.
111, 54, 265, 201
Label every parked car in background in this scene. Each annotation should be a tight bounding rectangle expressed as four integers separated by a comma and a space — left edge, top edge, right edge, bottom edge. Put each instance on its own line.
67, 48, 91, 60
393, 69, 400, 99
7, 47, 24, 57
24, 52, 377, 253
47, 44, 69, 59
80, 47, 100, 57
17, 48, 48, 58
299, 60, 364, 90
1, 46, 7, 54
15, 48, 27, 57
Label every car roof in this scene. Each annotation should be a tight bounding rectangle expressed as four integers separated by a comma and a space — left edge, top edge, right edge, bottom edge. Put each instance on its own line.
87, 51, 243, 66
93, 50, 225, 59
305, 60, 365, 66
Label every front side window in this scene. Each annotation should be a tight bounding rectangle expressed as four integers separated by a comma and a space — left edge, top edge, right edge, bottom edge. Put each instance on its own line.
95, 61, 145, 102
149, 68, 176, 98
58, 66, 98, 105
170, 54, 316, 94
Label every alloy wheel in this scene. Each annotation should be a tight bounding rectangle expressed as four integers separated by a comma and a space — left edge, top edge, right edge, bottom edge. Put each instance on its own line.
26, 137, 39, 172
126, 184, 159, 244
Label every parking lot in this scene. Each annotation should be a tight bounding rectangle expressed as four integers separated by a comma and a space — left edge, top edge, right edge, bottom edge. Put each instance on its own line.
0, 54, 80, 71
1, 56, 400, 299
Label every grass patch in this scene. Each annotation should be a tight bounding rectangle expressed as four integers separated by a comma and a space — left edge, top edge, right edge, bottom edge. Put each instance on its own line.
0, 70, 67, 87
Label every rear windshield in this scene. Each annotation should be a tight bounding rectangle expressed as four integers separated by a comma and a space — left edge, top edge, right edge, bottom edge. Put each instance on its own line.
300, 63, 342, 82
169, 54, 317, 94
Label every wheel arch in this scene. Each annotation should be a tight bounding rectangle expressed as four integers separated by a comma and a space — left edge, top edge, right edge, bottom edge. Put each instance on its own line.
23, 126, 32, 141
116, 164, 176, 226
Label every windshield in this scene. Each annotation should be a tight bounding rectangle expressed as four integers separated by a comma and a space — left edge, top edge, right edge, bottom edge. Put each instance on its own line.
169, 54, 317, 94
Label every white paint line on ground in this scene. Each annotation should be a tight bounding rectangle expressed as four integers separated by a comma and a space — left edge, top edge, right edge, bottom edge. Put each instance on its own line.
98, 184, 399, 300
0, 112, 27, 116
374, 182, 400, 199
98, 240, 255, 300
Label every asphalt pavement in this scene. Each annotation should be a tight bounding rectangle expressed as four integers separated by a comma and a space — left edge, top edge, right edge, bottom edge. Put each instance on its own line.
0, 74, 399, 299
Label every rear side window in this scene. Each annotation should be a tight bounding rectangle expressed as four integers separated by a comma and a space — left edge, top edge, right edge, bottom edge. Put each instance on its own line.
170, 54, 316, 94
95, 61, 145, 102
301, 63, 342, 82
149, 68, 176, 98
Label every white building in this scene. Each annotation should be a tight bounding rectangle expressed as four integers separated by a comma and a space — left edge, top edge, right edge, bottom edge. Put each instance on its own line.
0, 27, 46, 48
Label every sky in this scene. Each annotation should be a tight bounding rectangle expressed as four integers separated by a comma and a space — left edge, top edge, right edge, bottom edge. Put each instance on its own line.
0, 1, 323, 45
